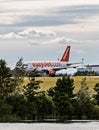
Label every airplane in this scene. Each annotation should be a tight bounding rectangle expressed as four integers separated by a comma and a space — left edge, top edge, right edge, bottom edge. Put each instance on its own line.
22, 46, 80, 76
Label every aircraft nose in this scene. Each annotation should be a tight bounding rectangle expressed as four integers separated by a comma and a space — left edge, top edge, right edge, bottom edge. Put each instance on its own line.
22, 64, 28, 69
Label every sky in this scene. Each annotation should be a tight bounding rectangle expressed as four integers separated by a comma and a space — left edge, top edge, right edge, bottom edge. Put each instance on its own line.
0, 0, 99, 73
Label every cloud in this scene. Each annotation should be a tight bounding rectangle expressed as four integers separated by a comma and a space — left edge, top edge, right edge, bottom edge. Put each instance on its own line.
0, 28, 80, 46
0, 2, 99, 27
2, 0, 49, 1
8, 4, 99, 28
58, 37, 79, 45
46, 36, 82, 45
54, 5, 99, 24
27, 40, 40, 46
0, 29, 56, 45
58, 5, 99, 15
18, 29, 56, 38
25, 35, 80, 45
0, 32, 23, 39
1, 27, 99, 46
0, 29, 55, 39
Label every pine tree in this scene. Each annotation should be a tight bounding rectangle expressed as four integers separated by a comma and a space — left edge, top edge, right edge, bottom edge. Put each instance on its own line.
24, 77, 42, 120
0, 59, 20, 121
37, 92, 54, 120
75, 77, 94, 119
13, 57, 25, 85
48, 76, 74, 120
94, 83, 99, 105
0, 59, 17, 99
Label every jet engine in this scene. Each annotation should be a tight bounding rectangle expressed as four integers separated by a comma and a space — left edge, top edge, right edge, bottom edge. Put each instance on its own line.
49, 69, 55, 76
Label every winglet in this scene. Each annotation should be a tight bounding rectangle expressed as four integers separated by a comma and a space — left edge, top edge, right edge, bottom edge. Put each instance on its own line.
60, 46, 71, 62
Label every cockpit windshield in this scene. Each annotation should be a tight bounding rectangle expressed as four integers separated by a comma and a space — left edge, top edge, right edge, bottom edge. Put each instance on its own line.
22, 64, 28, 69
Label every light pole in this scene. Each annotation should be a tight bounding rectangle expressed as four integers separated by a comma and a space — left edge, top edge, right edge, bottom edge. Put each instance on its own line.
82, 58, 84, 69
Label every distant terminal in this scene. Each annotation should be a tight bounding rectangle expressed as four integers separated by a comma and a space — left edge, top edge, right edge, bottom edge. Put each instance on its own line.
77, 65, 99, 74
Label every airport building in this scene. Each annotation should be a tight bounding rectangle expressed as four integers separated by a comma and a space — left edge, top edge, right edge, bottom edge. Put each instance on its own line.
77, 65, 99, 74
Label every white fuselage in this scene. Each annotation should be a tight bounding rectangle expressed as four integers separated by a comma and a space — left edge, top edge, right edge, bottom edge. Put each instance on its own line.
23, 61, 68, 72
21, 46, 80, 76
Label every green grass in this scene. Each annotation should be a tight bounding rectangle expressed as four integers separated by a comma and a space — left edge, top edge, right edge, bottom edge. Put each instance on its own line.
23, 76, 99, 94
74, 76, 99, 94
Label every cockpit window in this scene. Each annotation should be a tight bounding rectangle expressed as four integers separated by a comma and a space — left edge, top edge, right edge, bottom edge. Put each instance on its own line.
23, 64, 28, 66
22, 64, 28, 69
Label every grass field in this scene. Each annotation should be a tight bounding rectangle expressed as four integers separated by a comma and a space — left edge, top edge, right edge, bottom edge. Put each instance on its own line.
24, 76, 99, 94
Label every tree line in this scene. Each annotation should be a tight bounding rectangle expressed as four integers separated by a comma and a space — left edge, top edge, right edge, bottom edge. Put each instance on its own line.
0, 59, 99, 122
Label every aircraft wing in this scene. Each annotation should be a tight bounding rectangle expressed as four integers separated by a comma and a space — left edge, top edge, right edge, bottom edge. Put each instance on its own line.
66, 62, 82, 66
53, 66, 79, 71
41, 65, 79, 72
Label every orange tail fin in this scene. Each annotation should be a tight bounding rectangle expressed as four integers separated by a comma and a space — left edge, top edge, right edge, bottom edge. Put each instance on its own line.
60, 46, 71, 62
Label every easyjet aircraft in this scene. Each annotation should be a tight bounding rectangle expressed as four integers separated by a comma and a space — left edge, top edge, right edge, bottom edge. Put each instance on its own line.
22, 46, 80, 76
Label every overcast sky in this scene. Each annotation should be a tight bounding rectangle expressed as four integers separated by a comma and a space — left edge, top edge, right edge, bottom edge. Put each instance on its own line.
0, 0, 99, 72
